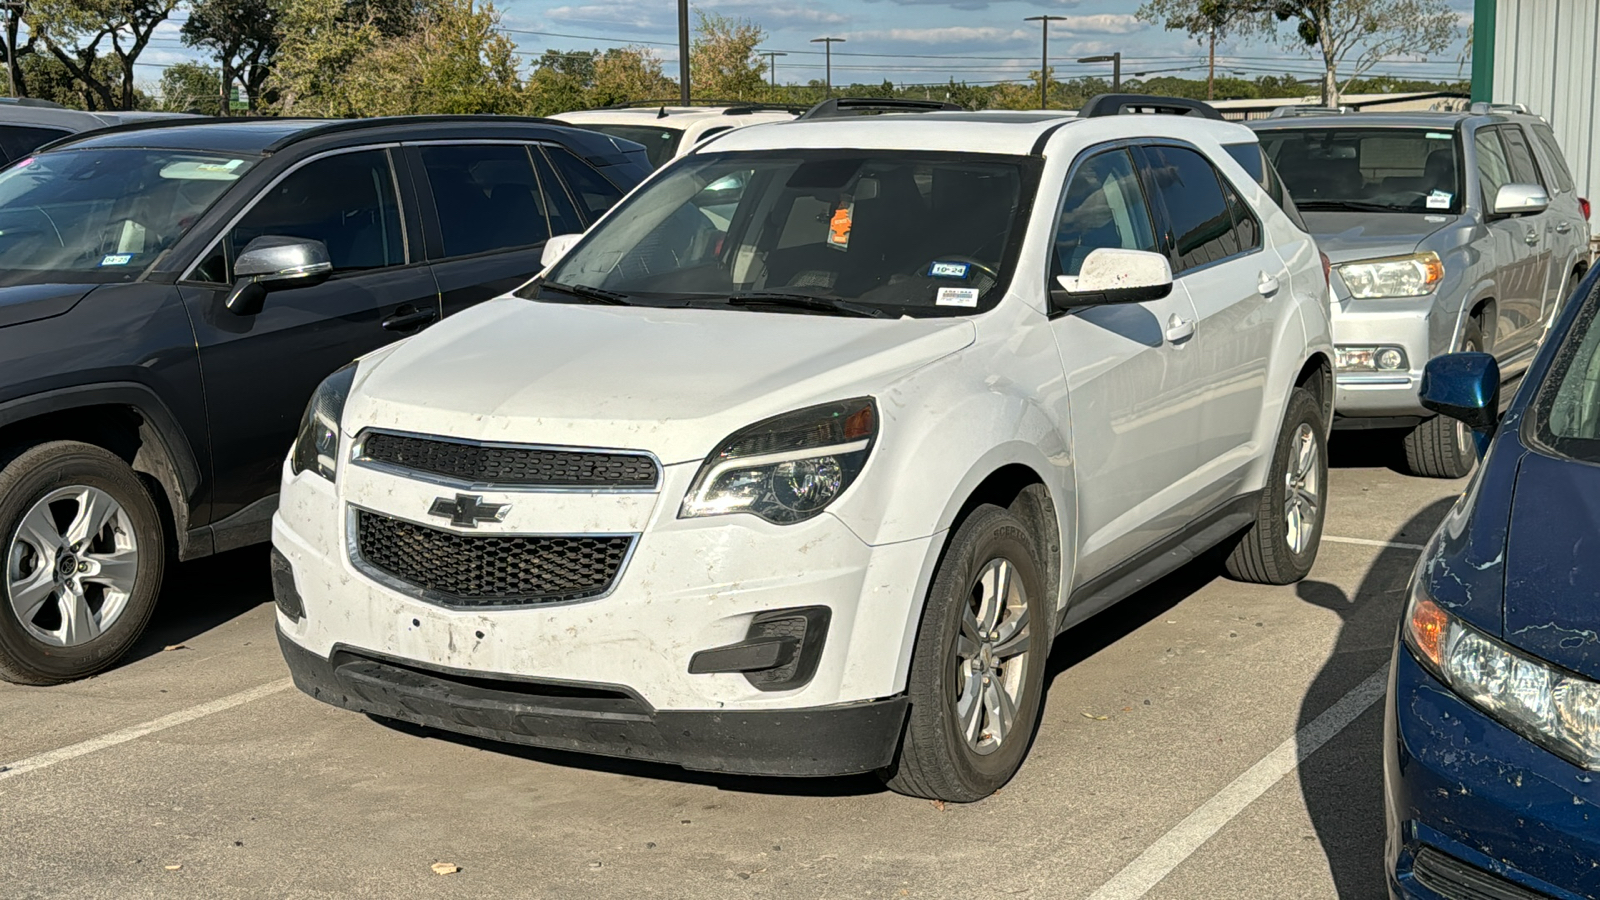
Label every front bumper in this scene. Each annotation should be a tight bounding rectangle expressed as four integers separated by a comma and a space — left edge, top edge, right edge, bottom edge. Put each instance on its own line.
1384, 647, 1600, 900
1331, 295, 1437, 420
278, 627, 908, 776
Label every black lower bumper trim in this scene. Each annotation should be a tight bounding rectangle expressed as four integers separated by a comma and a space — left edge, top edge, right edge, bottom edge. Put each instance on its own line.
277, 628, 908, 777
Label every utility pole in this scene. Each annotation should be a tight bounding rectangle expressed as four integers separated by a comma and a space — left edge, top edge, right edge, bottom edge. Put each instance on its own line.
1077, 52, 1122, 92
677, 0, 690, 105
1207, 26, 1215, 100
1, 0, 21, 99
761, 50, 787, 93
811, 37, 844, 98
1023, 15, 1066, 109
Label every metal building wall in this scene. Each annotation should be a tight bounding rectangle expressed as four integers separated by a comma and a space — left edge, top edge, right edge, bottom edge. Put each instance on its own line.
1493, 0, 1600, 204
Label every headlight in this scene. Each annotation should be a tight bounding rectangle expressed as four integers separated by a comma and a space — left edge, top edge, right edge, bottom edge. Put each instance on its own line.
290, 363, 356, 482
1337, 251, 1444, 298
679, 398, 877, 525
1404, 577, 1600, 769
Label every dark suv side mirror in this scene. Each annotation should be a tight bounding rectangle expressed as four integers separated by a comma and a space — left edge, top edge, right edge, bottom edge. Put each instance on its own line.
225, 236, 334, 316
1420, 352, 1502, 455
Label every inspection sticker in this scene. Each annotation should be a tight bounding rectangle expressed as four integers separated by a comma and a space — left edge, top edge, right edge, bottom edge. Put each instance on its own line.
1426, 190, 1453, 209
1426, 132, 1453, 140
936, 286, 980, 307
99, 254, 134, 266
928, 261, 970, 279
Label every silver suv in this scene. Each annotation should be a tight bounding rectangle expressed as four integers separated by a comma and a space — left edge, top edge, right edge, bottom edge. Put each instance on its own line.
1252, 107, 1590, 477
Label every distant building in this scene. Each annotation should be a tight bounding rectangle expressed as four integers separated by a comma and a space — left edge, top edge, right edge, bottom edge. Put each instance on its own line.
1480, 0, 1599, 204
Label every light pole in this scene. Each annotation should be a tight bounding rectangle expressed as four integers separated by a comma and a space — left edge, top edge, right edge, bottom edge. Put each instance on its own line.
1023, 15, 1066, 110
1, 0, 21, 99
1078, 52, 1122, 92
761, 50, 788, 93
811, 37, 844, 98
677, 0, 690, 105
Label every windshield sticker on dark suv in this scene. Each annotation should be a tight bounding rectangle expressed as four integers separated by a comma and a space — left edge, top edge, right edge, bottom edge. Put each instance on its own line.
928, 261, 971, 279
99, 254, 134, 266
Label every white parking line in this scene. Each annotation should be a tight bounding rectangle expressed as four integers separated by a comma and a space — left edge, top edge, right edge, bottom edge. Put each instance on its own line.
0, 678, 292, 783
1084, 664, 1391, 900
1323, 534, 1428, 551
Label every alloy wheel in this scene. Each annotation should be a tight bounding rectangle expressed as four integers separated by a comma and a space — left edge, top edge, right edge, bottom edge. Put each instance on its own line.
953, 557, 1032, 755
1283, 423, 1321, 555
6, 486, 139, 647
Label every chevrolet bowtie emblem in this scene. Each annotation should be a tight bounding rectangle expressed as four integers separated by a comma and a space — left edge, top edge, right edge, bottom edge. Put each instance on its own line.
427, 493, 509, 528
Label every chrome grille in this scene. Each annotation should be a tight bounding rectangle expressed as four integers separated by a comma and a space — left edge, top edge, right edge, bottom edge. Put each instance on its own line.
358, 432, 658, 489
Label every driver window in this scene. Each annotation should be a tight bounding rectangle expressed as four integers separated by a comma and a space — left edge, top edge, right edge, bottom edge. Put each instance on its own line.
226, 149, 404, 279
1054, 149, 1157, 277
1475, 129, 1512, 207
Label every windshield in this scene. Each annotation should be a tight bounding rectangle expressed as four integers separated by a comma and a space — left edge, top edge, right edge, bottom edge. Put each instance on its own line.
1256, 127, 1462, 214
0, 148, 254, 285
539, 150, 1035, 317
576, 123, 684, 169
1533, 281, 1600, 464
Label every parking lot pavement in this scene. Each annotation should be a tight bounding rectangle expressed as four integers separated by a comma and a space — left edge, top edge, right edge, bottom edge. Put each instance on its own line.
0, 434, 1463, 900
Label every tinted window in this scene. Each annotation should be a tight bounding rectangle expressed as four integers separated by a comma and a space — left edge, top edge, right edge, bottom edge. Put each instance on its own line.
229, 149, 404, 275
530, 147, 585, 237
1143, 145, 1240, 272
0, 124, 70, 163
574, 124, 682, 169
1260, 127, 1461, 213
1223, 141, 1308, 231
1530, 123, 1575, 194
1500, 126, 1543, 188
543, 145, 623, 220
1053, 149, 1157, 277
1223, 178, 1261, 252
1534, 283, 1600, 461
1475, 129, 1512, 207
420, 144, 552, 258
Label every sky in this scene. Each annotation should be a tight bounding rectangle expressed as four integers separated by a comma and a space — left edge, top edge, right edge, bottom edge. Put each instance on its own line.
135, 0, 1476, 96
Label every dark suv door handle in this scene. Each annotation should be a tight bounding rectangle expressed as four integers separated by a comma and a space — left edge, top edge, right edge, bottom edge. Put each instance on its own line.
381, 305, 438, 331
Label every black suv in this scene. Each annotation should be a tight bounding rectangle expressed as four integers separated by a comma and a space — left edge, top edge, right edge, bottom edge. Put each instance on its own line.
0, 115, 649, 684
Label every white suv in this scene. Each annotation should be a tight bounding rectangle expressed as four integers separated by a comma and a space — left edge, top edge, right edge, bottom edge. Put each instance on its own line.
550, 104, 797, 169
271, 97, 1334, 802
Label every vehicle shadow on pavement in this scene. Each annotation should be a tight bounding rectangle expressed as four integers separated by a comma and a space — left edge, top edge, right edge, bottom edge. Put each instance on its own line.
1295, 496, 1456, 899
1329, 429, 1413, 475
121, 546, 274, 668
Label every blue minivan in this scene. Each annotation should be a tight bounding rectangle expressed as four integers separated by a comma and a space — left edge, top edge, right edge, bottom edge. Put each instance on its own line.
1387, 265, 1600, 899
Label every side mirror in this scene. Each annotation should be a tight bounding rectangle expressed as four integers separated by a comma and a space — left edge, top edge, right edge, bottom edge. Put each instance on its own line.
541, 233, 582, 269
1051, 248, 1173, 312
1492, 183, 1550, 218
224, 236, 333, 316
1420, 352, 1501, 455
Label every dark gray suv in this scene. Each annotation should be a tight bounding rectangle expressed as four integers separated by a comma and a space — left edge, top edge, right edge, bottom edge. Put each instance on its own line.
1252, 106, 1590, 477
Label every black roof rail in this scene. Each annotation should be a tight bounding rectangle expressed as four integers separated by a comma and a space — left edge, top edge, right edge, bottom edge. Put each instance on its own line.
259, 114, 564, 151
35, 115, 273, 153
1080, 93, 1222, 120
796, 97, 964, 120
0, 97, 66, 109
596, 99, 805, 114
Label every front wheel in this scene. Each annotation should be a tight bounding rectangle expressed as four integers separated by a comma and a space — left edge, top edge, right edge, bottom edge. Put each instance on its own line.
1224, 387, 1328, 585
0, 442, 165, 684
884, 504, 1049, 802
1403, 321, 1485, 479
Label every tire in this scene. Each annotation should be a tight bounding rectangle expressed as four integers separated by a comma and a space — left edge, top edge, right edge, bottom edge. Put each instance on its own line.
884, 504, 1049, 802
1403, 320, 1484, 479
1224, 387, 1328, 585
0, 442, 165, 685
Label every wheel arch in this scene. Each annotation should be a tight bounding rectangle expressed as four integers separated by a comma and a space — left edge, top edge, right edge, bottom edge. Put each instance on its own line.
1295, 351, 1334, 428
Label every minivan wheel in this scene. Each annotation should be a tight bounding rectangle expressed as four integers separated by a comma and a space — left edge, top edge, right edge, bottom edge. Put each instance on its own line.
0, 442, 165, 685
884, 504, 1048, 802
1224, 387, 1327, 585
1403, 321, 1484, 479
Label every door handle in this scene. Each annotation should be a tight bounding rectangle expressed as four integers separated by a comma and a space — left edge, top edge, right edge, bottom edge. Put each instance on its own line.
1525, 230, 1540, 246
1258, 272, 1281, 295
381, 305, 439, 331
1556, 222, 1573, 234
1165, 314, 1195, 344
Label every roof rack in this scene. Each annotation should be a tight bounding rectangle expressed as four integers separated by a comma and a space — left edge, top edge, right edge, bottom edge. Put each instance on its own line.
597, 99, 806, 115
1469, 101, 1533, 116
1266, 105, 1351, 118
796, 97, 964, 120
0, 97, 66, 109
35, 113, 567, 155
1080, 93, 1222, 120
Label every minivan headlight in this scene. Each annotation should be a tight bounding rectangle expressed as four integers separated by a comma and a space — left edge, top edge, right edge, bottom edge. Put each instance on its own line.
1337, 251, 1444, 298
290, 363, 356, 482
680, 398, 877, 525
1405, 576, 1600, 769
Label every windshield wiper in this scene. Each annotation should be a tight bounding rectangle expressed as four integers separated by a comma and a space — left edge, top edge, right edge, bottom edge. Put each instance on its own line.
538, 281, 634, 306
725, 292, 890, 319
1295, 199, 1418, 213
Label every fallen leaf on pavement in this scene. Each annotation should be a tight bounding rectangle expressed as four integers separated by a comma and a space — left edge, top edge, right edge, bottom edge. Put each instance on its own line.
1081, 712, 1108, 721
164, 864, 182, 871
930, 800, 945, 811
163, 644, 187, 652
431, 862, 460, 875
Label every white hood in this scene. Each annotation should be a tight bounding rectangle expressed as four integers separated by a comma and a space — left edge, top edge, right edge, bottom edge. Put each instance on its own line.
346, 296, 976, 464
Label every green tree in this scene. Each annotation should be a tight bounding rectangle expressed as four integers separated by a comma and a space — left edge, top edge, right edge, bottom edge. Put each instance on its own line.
589, 47, 676, 108
1136, 0, 1260, 99
689, 11, 764, 101
522, 49, 595, 115
27, 0, 178, 109
181, 0, 281, 114
157, 61, 222, 112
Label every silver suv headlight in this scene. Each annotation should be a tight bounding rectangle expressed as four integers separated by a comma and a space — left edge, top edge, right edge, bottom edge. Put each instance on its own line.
1336, 251, 1444, 298
679, 398, 877, 525
290, 363, 356, 482
1404, 576, 1600, 769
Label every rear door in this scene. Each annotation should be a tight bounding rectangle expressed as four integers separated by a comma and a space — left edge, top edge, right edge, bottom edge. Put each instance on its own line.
1499, 124, 1561, 328
1475, 126, 1544, 357
1137, 142, 1277, 510
409, 141, 587, 318
179, 146, 439, 536
1525, 121, 1587, 315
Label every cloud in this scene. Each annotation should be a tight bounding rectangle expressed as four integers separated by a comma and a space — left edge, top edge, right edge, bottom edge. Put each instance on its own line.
544, 4, 676, 32
702, 0, 850, 26
845, 16, 1141, 46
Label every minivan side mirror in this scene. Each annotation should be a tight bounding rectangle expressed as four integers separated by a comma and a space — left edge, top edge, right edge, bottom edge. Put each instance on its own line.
1420, 352, 1502, 455
1492, 183, 1550, 218
541, 233, 583, 270
1050, 248, 1173, 313
224, 236, 333, 316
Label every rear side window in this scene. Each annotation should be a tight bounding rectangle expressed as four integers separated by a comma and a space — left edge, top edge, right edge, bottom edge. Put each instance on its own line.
0, 124, 71, 164
1474, 129, 1513, 206
542, 145, 623, 221
1500, 126, 1544, 189
1223, 141, 1308, 232
1142, 145, 1245, 273
419, 143, 552, 259
1529, 123, 1576, 194
530, 147, 585, 237
229, 149, 405, 275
